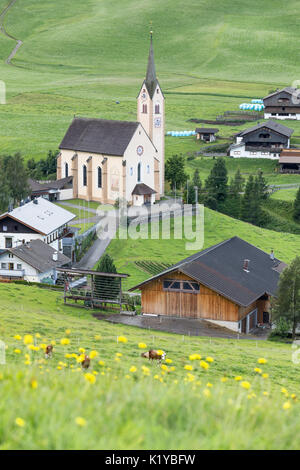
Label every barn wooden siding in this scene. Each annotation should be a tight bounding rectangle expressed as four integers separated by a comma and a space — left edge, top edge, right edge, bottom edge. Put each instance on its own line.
141, 272, 240, 321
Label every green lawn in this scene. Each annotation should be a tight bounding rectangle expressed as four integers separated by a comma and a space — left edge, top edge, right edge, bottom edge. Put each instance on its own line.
107, 207, 300, 290
1, 283, 300, 449
271, 188, 299, 201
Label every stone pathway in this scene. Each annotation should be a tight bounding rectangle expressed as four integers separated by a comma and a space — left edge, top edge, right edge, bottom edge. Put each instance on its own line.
0, 0, 23, 65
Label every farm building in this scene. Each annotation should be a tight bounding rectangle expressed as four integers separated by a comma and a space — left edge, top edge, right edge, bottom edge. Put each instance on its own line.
0, 197, 77, 259
29, 177, 73, 202
264, 87, 300, 120
229, 120, 293, 159
57, 35, 165, 206
279, 149, 300, 173
130, 237, 286, 334
0, 239, 70, 283
195, 128, 219, 142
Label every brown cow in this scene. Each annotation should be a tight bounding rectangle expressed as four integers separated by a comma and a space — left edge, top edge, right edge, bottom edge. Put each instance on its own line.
141, 349, 166, 365
81, 355, 91, 369
45, 345, 53, 359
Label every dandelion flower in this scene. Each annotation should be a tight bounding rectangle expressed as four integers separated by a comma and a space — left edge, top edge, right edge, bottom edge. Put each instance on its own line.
30, 379, 38, 390
234, 376, 242, 381
35, 333, 41, 339
98, 360, 105, 366
15, 417, 25, 427
14, 335, 22, 341
60, 338, 70, 346
206, 357, 214, 363
221, 377, 228, 383
203, 388, 211, 398
65, 329, 71, 335
258, 358, 267, 364
262, 373, 269, 379
283, 401, 291, 410
116, 352, 123, 357
23, 335, 33, 345
129, 366, 137, 373
199, 361, 209, 370
206, 382, 213, 388
241, 381, 251, 390
254, 367, 262, 374
84, 373, 96, 384
75, 417, 87, 427
117, 336, 128, 343
165, 358, 173, 364
78, 347, 85, 353
138, 342, 147, 349
14, 349, 21, 354
90, 350, 98, 359
189, 353, 201, 361
184, 364, 193, 371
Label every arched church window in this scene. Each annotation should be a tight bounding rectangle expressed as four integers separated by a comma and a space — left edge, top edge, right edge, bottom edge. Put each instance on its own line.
130, 167, 133, 176
155, 104, 160, 114
97, 167, 102, 188
137, 162, 141, 182
142, 104, 147, 114
65, 162, 68, 178
83, 165, 87, 186
147, 165, 150, 174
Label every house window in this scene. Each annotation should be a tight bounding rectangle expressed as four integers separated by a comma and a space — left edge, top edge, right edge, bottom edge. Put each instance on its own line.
137, 162, 141, 182
147, 165, 150, 174
83, 165, 87, 186
130, 167, 133, 176
259, 133, 270, 139
65, 162, 69, 178
8, 263, 14, 270
1, 263, 7, 269
155, 104, 160, 114
142, 104, 147, 114
163, 279, 200, 293
17, 264, 22, 270
3, 225, 7, 232
97, 167, 102, 188
5, 238, 12, 249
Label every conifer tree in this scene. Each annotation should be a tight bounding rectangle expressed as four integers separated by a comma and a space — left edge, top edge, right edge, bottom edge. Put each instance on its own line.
293, 187, 300, 222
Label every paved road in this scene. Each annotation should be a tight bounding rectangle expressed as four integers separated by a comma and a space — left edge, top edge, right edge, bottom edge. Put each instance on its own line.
99, 314, 269, 340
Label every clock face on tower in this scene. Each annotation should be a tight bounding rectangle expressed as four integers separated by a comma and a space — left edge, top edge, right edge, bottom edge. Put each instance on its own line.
137, 145, 144, 156
154, 117, 161, 128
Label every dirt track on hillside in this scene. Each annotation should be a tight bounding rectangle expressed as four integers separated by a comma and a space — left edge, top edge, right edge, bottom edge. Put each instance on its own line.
0, 0, 23, 64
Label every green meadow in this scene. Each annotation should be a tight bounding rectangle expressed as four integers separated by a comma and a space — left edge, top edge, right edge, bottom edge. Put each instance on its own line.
0, 283, 300, 450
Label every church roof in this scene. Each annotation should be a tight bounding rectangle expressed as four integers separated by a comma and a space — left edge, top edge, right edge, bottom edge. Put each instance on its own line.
59, 118, 139, 156
132, 183, 156, 195
145, 36, 159, 98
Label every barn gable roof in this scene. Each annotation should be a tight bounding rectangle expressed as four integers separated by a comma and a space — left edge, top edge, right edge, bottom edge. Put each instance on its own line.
130, 237, 287, 307
236, 120, 293, 138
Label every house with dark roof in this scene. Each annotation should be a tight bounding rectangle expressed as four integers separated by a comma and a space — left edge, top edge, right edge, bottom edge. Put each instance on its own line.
0, 239, 71, 283
279, 149, 300, 173
263, 87, 300, 120
29, 177, 73, 202
130, 237, 286, 334
229, 120, 293, 159
57, 34, 164, 207
195, 128, 219, 142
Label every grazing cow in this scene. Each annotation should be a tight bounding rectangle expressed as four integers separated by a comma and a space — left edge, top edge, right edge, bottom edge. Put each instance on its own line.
141, 349, 166, 365
81, 355, 91, 369
45, 345, 53, 359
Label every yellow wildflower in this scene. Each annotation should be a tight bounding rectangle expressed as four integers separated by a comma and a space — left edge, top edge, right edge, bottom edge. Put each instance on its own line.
76, 354, 85, 363
15, 417, 25, 428
254, 367, 262, 374
184, 364, 193, 371
14, 349, 21, 354
161, 364, 169, 371
116, 352, 123, 357
60, 338, 70, 346
23, 335, 33, 345
98, 360, 105, 366
117, 336, 128, 343
203, 388, 211, 398
78, 347, 85, 353
31, 379, 38, 390
165, 358, 173, 364
241, 381, 251, 390
234, 376, 242, 381
283, 401, 291, 410
90, 350, 98, 359
189, 353, 201, 361
94, 335, 101, 340
262, 373, 269, 379
65, 329, 71, 335
221, 377, 228, 383
206, 382, 213, 388
199, 360, 209, 370
14, 335, 22, 341
129, 366, 137, 373
84, 373, 96, 384
258, 358, 267, 364
75, 417, 87, 427
206, 356, 214, 363
138, 342, 147, 349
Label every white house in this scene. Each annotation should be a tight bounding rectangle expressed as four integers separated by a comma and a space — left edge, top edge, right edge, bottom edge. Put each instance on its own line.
0, 239, 70, 283
229, 120, 293, 159
57, 34, 165, 206
264, 87, 300, 120
0, 197, 76, 253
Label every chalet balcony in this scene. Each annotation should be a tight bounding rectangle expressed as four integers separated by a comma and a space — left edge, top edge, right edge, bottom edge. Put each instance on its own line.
0, 269, 24, 278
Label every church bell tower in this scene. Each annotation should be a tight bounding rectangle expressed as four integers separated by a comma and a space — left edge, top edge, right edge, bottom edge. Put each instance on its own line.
137, 32, 165, 196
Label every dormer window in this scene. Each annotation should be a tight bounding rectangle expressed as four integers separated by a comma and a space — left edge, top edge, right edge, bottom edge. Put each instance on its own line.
142, 104, 147, 114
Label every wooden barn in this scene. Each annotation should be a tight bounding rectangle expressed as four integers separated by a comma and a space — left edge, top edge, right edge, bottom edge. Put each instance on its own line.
279, 149, 300, 173
130, 237, 286, 334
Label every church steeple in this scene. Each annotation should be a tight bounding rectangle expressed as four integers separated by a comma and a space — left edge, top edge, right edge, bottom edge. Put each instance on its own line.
145, 32, 157, 99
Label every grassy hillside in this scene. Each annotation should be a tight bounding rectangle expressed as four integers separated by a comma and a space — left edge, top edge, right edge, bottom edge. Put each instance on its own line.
1, 283, 300, 450
107, 207, 300, 289
1, 0, 300, 174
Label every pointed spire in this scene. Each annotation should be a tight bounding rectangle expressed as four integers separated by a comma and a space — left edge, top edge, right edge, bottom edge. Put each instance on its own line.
145, 29, 157, 99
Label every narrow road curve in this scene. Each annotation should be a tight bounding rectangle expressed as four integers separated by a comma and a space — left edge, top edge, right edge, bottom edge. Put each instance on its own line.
0, 0, 23, 65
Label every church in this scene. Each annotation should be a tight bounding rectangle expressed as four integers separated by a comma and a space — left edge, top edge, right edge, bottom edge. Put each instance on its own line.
56, 35, 165, 206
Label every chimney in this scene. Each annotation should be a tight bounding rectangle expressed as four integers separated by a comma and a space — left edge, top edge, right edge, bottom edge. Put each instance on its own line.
52, 252, 58, 262
243, 259, 250, 272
